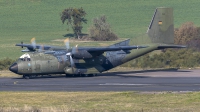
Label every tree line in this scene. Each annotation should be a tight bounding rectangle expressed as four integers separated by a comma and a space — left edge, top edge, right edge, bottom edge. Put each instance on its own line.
60, 7, 118, 41
0, 58, 15, 70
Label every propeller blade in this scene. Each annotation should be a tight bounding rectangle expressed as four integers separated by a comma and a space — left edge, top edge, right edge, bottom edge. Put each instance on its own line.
38, 44, 44, 52
64, 38, 70, 50
66, 52, 75, 73
66, 53, 75, 72
69, 55, 75, 67
72, 44, 79, 55
31, 37, 36, 50
64, 38, 76, 73
21, 41, 23, 48
69, 55, 75, 73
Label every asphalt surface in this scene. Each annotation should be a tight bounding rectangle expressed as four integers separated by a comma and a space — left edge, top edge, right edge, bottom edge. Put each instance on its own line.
0, 69, 200, 91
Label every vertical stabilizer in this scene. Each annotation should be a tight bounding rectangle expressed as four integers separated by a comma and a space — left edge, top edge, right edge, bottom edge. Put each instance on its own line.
147, 7, 174, 44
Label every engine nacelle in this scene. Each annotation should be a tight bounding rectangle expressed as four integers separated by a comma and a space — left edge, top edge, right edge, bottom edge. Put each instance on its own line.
64, 67, 74, 74
72, 50, 93, 59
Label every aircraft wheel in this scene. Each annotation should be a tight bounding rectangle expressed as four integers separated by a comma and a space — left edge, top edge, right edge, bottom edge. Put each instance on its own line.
88, 74, 93, 77
23, 75, 30, 79
87, 74, 97, 77
31, 75, 36, 78
65, 74, 74, 77
84, 74, 88, 77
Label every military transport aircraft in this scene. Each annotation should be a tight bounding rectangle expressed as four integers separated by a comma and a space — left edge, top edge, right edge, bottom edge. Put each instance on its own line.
9, 7, 186, 79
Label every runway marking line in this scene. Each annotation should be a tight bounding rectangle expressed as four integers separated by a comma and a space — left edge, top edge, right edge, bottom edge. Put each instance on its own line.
99, 83, 152, 86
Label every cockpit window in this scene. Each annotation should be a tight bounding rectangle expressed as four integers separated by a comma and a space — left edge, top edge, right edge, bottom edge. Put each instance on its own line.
19, 53, 31, 61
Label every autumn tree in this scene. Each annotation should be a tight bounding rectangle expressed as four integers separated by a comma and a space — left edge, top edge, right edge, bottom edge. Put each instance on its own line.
174, 22, 200, 51
61, 7, 87, 39
174, 22, 199, 44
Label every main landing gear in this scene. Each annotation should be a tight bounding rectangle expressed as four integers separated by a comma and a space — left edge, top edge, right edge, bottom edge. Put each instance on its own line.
22, 74, 40, 79
22, 75, 30, 79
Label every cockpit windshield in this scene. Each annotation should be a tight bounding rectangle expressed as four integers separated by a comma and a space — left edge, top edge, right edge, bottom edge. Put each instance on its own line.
19, 53, 31, 61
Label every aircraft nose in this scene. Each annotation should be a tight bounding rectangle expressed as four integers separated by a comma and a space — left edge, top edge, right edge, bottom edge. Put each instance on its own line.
9, 63, 18, 73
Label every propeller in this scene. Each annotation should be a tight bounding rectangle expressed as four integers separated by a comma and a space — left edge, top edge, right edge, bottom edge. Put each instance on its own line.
64, 38, 70, 50
64, 38, 77, 73
72, 44, 79, 55
66, 52, 75, 67
30, 37, 45, 52
38, 44, 44, 52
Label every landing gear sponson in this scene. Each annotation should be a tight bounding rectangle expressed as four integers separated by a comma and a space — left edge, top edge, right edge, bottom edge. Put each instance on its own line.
22, 74, 97, 79
65, 74, 97, 77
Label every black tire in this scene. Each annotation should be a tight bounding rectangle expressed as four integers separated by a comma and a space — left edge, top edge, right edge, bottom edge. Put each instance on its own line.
88, 74, 97, 77
84, 74, 88, 77
23, 75, 30, 79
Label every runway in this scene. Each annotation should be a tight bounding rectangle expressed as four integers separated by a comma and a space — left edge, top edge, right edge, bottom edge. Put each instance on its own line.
1, 69, 200, 91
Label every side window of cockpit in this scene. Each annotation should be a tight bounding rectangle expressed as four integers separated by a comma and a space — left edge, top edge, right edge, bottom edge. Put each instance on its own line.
27, 58, 31, 61
19, 54, 31, 61
23, 57, 27, 61
22, 57, 31, 61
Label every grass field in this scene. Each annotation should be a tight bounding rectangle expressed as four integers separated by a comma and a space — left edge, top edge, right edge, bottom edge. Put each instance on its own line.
1, 92, 200, 112
1, 0, 200, 59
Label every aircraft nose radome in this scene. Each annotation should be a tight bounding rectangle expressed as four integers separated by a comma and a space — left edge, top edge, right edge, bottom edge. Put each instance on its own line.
9, 63, 18, 73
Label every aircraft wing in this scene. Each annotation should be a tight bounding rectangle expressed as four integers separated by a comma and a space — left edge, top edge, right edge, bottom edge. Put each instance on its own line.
81, 45, 148, 52
16, 44, 65, 52
44, 45, 148, 59
71, 45, 148, 57
157, 45, 187, 49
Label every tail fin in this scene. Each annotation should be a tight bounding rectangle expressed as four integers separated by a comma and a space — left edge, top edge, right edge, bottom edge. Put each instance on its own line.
147, 7, 174, 44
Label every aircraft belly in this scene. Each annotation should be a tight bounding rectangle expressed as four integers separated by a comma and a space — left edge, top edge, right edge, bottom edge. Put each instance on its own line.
105, 51, 126, 68
103, 45, 158, 71
104, 39, 130, 69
